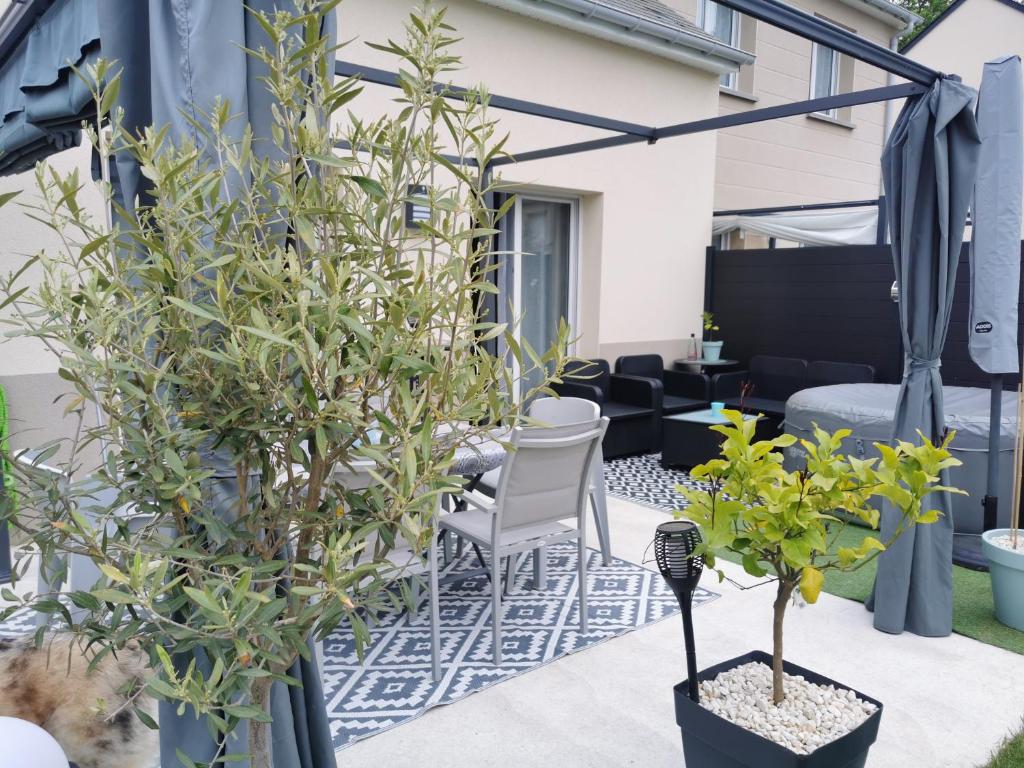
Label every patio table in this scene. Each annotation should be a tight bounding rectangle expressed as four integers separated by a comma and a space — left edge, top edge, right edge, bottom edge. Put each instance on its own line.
661, 408, 766, 469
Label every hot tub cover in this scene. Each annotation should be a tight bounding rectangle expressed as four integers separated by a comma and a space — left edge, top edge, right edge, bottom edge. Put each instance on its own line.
786, 383, 1018, 452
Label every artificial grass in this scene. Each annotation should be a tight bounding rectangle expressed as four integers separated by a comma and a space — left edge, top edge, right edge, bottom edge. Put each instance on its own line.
720, 524, 1024, 656
981, 720, 1024, 768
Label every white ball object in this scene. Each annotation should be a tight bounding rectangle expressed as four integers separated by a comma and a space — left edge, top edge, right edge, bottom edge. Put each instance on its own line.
0, 717, 69, 768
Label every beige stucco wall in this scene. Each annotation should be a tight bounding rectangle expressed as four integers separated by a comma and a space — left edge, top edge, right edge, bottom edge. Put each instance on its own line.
905, 0, 1024, 231
666, 0, 906, 223
337, 0, 722, 364
0, 0, 723, 450
904, 0, 1023, 90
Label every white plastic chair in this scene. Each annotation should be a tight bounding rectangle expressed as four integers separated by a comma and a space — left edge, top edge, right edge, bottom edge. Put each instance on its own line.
437, 417, 606, 665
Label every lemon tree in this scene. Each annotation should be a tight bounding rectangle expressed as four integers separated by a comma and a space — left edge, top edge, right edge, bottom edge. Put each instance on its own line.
678, 410, 962, 704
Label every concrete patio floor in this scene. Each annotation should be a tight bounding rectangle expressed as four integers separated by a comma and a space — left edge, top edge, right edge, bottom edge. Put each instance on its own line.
341, 495, 1024, 768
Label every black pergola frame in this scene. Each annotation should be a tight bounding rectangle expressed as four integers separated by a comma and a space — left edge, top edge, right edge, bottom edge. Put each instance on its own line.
335, 0, 940, 176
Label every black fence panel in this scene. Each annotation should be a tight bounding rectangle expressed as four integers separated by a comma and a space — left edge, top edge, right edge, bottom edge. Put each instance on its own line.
708, 242, 1024, 388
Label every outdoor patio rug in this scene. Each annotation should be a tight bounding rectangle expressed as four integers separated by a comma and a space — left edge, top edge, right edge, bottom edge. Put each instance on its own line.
603, 452, 707, 512
0, 543, 719, 749
602, 453, 1024, 657
320, 541, 718, 748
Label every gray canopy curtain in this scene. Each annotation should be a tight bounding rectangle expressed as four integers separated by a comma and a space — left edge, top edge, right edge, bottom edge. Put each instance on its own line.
96, 2, 337, 767
868, 76, 981, 637
0, 0, 99, 175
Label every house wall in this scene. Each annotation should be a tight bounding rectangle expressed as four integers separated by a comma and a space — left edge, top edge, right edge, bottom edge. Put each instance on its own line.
666, 0, 908, 248
337, 0, 722, 365
0, 142, 105, 458
0, 0, 723, 453
903, 0, 1024, 229
904, 0, 1023, 89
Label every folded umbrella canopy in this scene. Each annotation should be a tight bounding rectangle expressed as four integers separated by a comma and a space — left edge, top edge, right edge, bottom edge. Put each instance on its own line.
96, 2, 337, 766
868, 76, 981, 637
969, 56, 1023, 379
963, 55, 1023, 564
0, 0, 99, 175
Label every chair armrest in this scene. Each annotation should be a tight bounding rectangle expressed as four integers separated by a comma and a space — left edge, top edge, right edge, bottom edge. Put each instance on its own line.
663, 369, 710, 400
711, 370, 749, 400
552, 380, 605, 406
610, 374, 662, 410
459, 488, 498, 513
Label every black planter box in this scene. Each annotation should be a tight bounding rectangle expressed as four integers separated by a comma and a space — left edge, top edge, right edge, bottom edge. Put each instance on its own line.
674, 650, 883, 768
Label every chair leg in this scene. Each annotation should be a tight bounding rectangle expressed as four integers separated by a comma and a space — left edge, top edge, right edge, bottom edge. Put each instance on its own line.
591, 459, 613, 566
429, 530, 442, 682
491, 550, 503, 666
578, 532, 589, 635
532, 546, 547, 591
440, 529, 453, 567
503, 554, 519, 596
36, 552, 66, 629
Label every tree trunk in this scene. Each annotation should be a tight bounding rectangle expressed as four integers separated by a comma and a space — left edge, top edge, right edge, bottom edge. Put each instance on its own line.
772, 580, 795, 705
249, 677, 274, 768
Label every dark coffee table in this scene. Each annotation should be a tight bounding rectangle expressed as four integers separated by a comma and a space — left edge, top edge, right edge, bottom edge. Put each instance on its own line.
661, 409, 764, 469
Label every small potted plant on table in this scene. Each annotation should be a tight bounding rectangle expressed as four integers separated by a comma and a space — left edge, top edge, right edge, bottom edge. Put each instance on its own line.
674, 411, 961, 768
702, 311, 723, 361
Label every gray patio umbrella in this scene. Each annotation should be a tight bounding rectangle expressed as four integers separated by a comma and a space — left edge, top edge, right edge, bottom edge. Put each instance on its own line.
868, 76, 981, 636
965, 56, 1023, 555
96, 2, 337, 766
0, 0, 99, 175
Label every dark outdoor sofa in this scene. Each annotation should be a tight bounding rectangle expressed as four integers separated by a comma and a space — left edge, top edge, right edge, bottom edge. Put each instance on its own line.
712, 356, 877, 425
712, 355, 808, 421
614, 354, 710, 415
805, 360, 876, 388
552, 358, 661, 458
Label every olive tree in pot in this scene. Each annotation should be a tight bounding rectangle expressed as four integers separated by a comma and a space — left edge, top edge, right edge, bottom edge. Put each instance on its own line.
674, 411, 961, 768
0, 5, 566, 768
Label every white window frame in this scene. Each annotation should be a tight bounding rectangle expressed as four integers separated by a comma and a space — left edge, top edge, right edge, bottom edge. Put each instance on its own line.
510, 192, 581, 400
699, 0, 740, 90
809, 42, 840, 118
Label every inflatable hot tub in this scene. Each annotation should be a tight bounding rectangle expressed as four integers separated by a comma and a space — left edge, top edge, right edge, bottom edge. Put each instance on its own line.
784, 383, 1019, 533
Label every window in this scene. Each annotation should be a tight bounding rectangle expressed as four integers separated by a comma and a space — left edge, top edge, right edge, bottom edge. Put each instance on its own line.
700, 0, 740, 89
809, 43, 840, 117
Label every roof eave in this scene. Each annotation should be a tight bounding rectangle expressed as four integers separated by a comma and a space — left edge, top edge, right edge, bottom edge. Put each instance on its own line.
476, 0, 754, 77
836, 0, 922, 31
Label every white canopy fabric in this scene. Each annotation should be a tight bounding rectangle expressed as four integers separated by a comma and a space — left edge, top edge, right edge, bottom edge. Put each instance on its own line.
712, 206, 879, 246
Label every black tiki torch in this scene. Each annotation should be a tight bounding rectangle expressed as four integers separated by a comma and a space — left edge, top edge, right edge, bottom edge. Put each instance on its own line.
654, 520, 704, 702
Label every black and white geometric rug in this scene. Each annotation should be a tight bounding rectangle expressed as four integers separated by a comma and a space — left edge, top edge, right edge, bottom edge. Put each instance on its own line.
602, 452, 709, 513
0, 542, 718, 750
320, 541, 718, 748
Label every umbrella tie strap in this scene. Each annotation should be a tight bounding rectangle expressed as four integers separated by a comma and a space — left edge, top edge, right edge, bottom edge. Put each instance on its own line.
905, 357, 941, 375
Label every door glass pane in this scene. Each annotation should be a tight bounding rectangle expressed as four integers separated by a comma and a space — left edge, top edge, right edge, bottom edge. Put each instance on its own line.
520, 199, 572, 397
812, 45, 836, 100
702, 1, 737, 87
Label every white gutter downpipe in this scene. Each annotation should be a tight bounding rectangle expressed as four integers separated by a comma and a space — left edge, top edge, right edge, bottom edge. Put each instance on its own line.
476, 0, 754, 76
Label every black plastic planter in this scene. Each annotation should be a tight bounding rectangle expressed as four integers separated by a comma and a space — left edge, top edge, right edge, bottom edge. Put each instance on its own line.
674, 651, 883, 768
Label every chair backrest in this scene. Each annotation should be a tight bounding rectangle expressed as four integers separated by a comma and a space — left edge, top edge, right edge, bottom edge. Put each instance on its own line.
493, 418, 607, 533
748, 355, 808, 400
806, 360, 875, 388
529, 396, 600, 426
615, 354, 664, 380
562, 358, 611, 399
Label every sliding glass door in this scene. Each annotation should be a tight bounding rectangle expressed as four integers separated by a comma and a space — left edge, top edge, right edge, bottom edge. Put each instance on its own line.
512, 195, 578, 398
